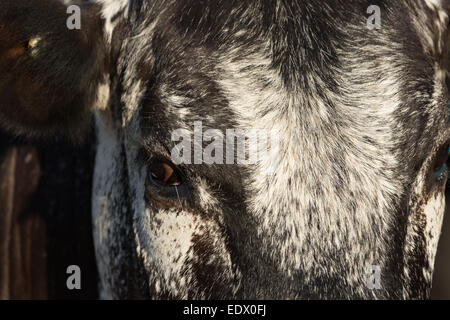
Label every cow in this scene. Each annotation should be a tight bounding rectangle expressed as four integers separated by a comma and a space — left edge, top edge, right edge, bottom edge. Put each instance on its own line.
0, 0, 449, 299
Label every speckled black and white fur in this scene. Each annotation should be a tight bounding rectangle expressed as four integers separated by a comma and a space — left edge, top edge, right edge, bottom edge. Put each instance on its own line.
0, 0, 449, 299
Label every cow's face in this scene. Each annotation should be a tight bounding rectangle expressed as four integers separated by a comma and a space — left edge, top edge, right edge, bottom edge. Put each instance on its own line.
1, 0, 449, 299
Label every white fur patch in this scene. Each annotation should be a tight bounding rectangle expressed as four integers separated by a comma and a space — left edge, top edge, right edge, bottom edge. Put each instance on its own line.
92, 110, 128, 299
423, 192, 446, 283
94, 79, 111, 111
215, 39, 403, 296
96, 0, 129, 42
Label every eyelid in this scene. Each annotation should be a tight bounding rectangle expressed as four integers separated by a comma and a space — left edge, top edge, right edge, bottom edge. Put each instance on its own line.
147, 172, 190, 202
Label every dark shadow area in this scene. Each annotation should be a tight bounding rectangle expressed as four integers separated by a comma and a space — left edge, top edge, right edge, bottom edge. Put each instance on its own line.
0, 127, 98, 299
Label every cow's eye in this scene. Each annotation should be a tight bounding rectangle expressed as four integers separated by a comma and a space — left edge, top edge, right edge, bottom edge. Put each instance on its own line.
6, 37, 41, 59
433, 144, 450, 183
148, 158, 182, 187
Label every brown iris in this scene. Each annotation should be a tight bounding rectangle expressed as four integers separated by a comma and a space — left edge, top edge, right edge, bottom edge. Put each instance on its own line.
149, 159, 182, 186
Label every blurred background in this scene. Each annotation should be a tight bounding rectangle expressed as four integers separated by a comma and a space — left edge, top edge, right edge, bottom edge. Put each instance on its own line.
0, 128, 99, 299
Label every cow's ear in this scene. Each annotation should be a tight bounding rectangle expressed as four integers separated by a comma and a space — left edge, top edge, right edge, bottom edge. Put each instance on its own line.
0, 0, 106, 139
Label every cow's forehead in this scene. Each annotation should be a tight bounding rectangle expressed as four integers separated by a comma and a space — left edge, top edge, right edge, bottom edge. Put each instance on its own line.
111, 1, 448, 162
